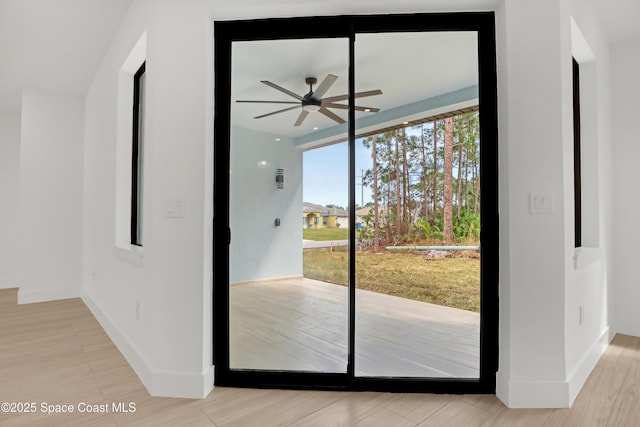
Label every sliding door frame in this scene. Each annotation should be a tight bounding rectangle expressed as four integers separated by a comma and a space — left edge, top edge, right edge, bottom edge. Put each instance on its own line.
213, 12, 498, 394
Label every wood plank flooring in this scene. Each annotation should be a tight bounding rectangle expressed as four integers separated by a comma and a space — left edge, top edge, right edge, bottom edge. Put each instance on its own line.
2, 287, 640, 426
230, 277, 479, 377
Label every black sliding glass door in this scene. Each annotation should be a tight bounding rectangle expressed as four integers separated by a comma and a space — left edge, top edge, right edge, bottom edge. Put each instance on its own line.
213, 12, 498, 393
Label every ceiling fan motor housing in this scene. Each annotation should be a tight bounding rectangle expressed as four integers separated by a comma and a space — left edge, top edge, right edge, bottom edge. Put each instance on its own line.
302, 94, 321, 112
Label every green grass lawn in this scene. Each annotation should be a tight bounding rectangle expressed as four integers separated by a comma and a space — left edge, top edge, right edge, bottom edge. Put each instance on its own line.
303, 247, 480, 312
303, 227, 349, 241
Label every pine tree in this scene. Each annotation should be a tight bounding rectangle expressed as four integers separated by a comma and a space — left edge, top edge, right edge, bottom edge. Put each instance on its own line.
443, 117, 454, 241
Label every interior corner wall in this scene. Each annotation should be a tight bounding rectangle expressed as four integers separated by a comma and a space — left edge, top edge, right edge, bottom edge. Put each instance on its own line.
611, 35, 640, 337
82, 0, 213, 399
563, 0, 613, 407
229, 127, 303, 284
496, 0, 570, 408
496, 0, 614, 408
17, 90, 84, 304
0, 110, 21, 289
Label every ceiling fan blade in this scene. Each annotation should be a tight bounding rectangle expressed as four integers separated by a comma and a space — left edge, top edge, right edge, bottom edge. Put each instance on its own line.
236, 100, 300, 104
319, 107, 346, 125
312, 74, 338, 99
254, 105, 300, 119
321, 89, 383, 103
294, 110, 309, 127
261, 80, 304, 101
325, 103, 380, 113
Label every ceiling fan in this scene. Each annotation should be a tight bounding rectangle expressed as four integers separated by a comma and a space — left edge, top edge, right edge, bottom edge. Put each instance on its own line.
236, 74, 382, 127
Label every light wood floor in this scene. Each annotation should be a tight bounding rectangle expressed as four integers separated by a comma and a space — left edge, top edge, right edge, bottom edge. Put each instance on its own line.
230, 277, 479, 377
2, 287, 640, 426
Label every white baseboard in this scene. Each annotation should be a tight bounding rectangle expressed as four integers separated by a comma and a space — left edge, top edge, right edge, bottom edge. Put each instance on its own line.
498, 379, 571, 408
18, 287, 82, 304
82, 290, 214, 399
567, 326, 612, 405
497, 326, 612, 408
152, 366, 215, 399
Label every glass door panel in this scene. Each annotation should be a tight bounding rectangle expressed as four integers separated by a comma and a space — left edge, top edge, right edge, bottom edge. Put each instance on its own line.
353, 31, 481, 378
229, 37, 349, 373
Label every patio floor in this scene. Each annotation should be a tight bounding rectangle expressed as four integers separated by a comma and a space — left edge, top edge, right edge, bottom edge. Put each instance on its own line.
230, 277, 479, 378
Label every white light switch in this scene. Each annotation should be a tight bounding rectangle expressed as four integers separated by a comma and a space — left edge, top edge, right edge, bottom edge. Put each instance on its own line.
165, 199, 185, 218
529, 192, 552, 215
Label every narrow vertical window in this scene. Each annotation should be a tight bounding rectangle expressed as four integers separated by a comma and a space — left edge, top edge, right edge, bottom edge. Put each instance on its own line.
131, 62, 145, 246
573, 58, 582, 248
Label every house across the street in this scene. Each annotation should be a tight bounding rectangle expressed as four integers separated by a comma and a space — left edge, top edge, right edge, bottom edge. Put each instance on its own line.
302, 202, 349, 229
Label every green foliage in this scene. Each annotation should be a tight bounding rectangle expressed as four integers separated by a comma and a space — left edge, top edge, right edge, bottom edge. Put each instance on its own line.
416, 218, 431, 238
358, 212, 374, 240
359, 112, 481, 245
453, 211, 480, 240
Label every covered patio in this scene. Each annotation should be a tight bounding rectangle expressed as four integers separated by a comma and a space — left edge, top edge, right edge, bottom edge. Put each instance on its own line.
230, 277, 479, 378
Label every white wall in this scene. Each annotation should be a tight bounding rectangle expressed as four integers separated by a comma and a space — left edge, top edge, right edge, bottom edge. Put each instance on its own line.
495, 0, 613, 408
611, 35, 640, 337
497, 0, 568, 407
18, 90, 84, 303
0, 111, 21, 288
229, 127, 303, 283
76, 0, 616, 406
82, 0, 214, 399
563, 1, 613, 406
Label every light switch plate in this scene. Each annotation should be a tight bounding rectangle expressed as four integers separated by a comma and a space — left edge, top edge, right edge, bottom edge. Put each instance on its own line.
165, 199, 185, 218
529, 192, 552, 215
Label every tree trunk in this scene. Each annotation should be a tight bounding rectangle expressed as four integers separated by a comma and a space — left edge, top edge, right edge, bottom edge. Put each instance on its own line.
386, 134, 392, 239
443, 117, 454, 240
421, 125, 428, 219
432, 121, 438, 217
394, 130, 401, 236
372, 138, 380, 250
402, 128, 409, 233
473, 161, 480, 215
463, 149, 469, 214
456, 138, 463, 217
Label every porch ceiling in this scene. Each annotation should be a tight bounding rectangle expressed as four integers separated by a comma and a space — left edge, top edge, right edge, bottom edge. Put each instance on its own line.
231, 31, 479, 147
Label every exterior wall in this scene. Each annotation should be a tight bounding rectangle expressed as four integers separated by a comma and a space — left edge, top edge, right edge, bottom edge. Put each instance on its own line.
229, 126, 303, 283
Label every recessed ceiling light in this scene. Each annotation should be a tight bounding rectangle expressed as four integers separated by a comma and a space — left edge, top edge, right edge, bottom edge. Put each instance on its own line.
364, 108, 371, 112
313, 127, 318, 130
403, 121, 409, 125
275, 138, 281, 141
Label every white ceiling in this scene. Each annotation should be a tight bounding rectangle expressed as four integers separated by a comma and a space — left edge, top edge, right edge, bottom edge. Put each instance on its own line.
0, 0, 132, 112
231, 32, 479, 140
0, 0, 637, 116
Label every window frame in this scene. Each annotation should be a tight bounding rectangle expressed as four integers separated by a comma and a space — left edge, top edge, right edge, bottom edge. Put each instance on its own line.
131, 61, 146, 247
573, 58, 582, 248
